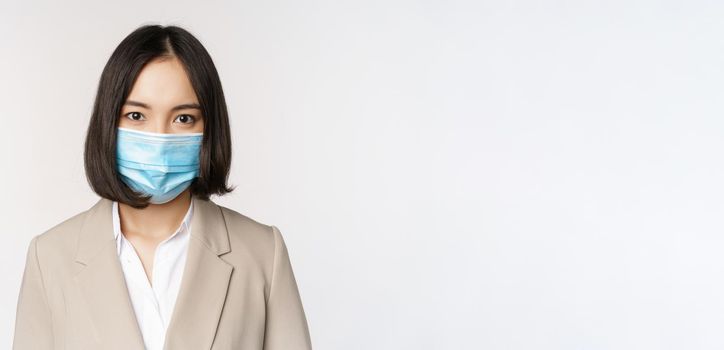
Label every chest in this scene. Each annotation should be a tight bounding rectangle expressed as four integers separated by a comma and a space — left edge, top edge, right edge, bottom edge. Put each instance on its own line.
118, 233, 189, 296
53, 247, 269, 350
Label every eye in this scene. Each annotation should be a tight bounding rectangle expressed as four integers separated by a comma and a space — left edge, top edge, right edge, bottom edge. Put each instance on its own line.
124, 112, 145, 121
175, 114, 196, 124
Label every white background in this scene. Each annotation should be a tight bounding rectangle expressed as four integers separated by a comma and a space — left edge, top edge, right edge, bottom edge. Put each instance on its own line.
1, 0, 723, 349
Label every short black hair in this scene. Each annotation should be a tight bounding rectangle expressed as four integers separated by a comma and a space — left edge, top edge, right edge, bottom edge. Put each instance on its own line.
84, 24, 235, 208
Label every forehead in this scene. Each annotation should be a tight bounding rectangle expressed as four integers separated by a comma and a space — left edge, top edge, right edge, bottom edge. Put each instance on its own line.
125, 57, 198, 107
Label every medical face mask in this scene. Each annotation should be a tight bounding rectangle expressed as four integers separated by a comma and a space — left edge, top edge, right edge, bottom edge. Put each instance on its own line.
115, 127, 203, 204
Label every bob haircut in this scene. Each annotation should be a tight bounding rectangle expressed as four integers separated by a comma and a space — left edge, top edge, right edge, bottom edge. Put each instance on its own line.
84, 24, 235, 209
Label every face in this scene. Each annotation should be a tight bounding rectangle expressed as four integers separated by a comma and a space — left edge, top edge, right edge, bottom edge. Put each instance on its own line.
118, 57, 204, 134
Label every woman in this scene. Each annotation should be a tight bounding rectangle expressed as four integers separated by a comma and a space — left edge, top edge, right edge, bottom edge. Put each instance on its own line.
13, 24, 312, 350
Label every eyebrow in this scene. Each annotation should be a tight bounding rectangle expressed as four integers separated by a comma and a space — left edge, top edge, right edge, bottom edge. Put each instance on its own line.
124, 99, 201, 111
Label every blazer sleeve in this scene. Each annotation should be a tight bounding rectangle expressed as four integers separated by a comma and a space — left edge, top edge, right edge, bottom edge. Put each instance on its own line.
263, 225, 313, 350
13, 235, 54, 350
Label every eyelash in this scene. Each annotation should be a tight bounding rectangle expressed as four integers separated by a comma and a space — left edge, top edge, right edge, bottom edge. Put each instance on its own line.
123, 112, 196, 124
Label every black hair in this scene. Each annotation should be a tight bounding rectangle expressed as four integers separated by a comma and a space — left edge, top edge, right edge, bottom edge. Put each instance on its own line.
84, 24, 235, 209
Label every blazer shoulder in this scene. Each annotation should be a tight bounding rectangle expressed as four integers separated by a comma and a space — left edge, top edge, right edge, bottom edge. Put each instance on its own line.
32, 207, 90, 260
216, 204, 277, 257
217, 204, 274, 235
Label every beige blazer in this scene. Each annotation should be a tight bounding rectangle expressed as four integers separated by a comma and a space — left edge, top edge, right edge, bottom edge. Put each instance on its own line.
12, 195, 312, 350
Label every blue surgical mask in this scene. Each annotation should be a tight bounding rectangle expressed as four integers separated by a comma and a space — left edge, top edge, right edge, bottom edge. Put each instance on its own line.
115, 127, 203, 204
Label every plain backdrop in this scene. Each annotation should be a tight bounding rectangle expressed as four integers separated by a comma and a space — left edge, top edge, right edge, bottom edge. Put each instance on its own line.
2, 0, 723, 349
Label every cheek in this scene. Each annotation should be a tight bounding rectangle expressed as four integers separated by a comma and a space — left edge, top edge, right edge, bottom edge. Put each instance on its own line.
117, 117, 129, 128
194, 120, 204, 133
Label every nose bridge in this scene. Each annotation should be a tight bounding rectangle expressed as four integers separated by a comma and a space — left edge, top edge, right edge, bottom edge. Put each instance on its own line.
151, 113, 172, 134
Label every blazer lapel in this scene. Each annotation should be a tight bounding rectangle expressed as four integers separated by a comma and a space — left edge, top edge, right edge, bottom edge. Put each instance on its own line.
163, 195, 233, 350
73, 195, 233, 350
73, 197, 146, 349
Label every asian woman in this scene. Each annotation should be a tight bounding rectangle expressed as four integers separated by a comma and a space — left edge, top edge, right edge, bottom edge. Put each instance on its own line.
12, 24, 312, 350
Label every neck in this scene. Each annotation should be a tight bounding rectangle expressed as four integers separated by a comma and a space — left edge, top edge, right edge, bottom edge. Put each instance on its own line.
118, 189, 192, 241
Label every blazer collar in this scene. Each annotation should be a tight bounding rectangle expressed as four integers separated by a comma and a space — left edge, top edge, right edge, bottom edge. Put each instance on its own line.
75, 195, 230, 264
73, 194, 234, 350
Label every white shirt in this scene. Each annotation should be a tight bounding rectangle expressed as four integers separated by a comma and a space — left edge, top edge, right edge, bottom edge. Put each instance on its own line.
111, 200, 193, 350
